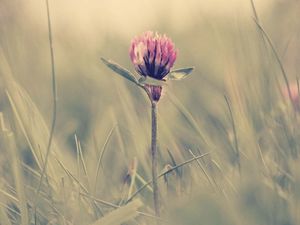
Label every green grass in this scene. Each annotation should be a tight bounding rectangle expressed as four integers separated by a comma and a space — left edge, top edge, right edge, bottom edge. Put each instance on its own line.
1, 0, 300, 225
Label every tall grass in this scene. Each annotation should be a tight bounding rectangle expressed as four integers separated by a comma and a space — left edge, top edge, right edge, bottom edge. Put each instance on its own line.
1, 0, 300, 225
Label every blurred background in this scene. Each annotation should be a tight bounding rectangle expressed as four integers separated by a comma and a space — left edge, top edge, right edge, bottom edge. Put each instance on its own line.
1, 0, 300, 224
1, 0, 299, 143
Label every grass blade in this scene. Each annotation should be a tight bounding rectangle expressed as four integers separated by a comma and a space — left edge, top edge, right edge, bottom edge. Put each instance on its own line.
90, 199, 142, 225
1, 125, 29, 225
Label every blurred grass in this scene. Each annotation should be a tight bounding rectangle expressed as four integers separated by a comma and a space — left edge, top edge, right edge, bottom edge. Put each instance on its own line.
1, 0, 300, 224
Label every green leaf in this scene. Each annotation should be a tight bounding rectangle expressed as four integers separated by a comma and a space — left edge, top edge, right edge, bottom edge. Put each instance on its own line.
101, 57, 138, 84
138, 76, 166, 86
167, 67, 194, 80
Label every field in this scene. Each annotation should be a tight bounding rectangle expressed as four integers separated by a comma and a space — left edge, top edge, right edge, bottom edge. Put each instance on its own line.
1, 1, 300, 224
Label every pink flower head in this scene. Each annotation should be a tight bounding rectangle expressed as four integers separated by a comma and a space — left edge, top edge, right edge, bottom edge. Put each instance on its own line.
283, 83, 300, 110
129, 31, 177, 102
129, 31, 177, 80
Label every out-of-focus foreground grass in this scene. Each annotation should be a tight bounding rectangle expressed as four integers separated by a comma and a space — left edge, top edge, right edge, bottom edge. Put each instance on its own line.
1, 0, 300, 224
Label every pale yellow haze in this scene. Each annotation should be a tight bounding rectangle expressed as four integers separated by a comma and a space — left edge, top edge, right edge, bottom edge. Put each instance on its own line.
24, 0, 272, 38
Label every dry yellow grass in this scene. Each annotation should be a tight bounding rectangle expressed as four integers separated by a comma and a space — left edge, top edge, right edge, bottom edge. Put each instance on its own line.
1, 1, 300, 225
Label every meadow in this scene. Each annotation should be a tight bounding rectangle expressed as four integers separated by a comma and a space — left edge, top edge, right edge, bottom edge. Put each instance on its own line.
0, 0, 300, 224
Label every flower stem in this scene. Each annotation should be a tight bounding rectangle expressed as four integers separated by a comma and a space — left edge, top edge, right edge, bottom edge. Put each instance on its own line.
151, 102, 160, 220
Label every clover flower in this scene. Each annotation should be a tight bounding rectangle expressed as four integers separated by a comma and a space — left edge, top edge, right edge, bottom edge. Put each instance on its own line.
101, 31, 193, 219
129, 31, 177, 101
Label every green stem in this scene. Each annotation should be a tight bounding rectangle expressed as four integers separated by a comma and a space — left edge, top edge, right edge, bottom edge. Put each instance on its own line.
151, 102, 160, 220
